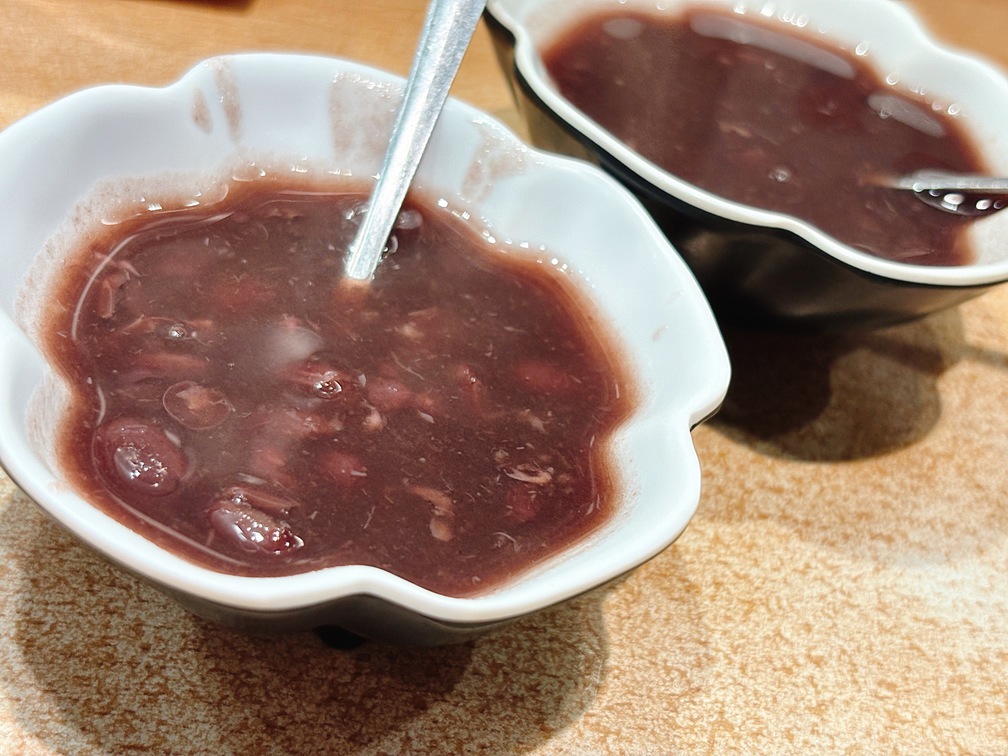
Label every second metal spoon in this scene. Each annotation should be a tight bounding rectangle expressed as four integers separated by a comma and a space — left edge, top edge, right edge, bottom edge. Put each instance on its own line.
890, 170, 1008, 217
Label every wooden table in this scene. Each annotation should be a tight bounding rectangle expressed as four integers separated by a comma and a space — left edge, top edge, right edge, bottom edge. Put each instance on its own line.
1, 1, 1007, 752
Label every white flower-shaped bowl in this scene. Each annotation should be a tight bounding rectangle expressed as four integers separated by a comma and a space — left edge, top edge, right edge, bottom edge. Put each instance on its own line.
0, 54, 729, 644
485, 0, 1008, 329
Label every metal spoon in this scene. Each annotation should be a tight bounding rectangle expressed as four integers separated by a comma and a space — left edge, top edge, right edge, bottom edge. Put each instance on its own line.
891, 170, 1008, 217
344, 0, 487, 281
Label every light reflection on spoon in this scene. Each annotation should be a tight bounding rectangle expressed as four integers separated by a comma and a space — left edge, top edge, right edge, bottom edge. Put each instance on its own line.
890, 170, 1008, 217
344, 0, 487, 282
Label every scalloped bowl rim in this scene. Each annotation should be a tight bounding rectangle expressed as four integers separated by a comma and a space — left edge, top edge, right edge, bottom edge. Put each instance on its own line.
0, 53, 730, 626
486, 0, 1008, 287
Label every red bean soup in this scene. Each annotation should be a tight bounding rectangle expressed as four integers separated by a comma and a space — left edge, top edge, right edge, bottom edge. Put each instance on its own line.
542, 6, 990, 265
42, 181, 636, 597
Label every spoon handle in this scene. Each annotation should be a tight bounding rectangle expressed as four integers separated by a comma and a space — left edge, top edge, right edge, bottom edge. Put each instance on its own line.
892, 170, 1008, 192
345, 0, 487, 281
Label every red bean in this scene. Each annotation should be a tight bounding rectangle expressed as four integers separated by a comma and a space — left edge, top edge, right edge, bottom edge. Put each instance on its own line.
366, 376, 414, 412
512, 359, 573, 394
92, 418, 189, 496
504, 483, 542, 524
162, 381, 233, 430
207, 487, 303, 556
116, 351, 210, 384
286, 357, 355, 400
94, 270, 131, 320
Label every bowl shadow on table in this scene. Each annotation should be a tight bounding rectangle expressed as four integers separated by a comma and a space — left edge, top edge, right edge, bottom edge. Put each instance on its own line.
710, 306, 979, 462
698, 301, 1008, 578
6, 500, 614, 754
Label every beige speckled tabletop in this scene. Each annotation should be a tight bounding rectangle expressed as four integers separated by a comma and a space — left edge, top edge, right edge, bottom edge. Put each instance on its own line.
2, 1, 1008, 753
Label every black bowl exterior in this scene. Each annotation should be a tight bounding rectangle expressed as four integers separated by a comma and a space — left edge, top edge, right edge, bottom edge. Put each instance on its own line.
486, 15, 996, 331
168, 589, 512, 646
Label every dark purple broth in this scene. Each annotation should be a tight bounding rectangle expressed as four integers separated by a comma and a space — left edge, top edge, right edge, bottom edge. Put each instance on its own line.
543, 7, 989, 265
42, 181, 635, 597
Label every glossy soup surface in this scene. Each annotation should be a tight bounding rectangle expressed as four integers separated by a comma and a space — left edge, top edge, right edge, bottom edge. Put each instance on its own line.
543, 7, 989, 265
43, 181, 635, 597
